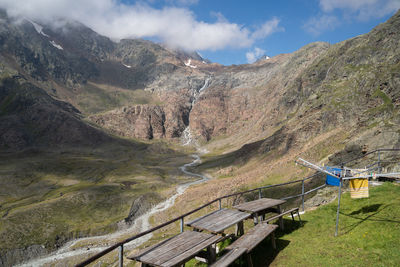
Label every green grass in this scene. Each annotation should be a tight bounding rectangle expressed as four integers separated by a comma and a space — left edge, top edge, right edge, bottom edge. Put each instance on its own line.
248, 182, 400, 266
0, 142, 194, 253
372, 88, 394, 111
77, 82, 163, 115
180, 183, 400, 267
172, 183, 400, 267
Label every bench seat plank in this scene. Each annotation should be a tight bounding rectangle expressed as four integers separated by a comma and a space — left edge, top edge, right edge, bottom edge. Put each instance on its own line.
209, 248, 247, 267
226, 223, 278, 252
265, 207, 300, 223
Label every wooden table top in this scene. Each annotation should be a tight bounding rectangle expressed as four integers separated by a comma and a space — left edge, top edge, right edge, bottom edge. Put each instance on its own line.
233, 198, 286, 213
128, 230, 221, 267
185, 208, 251, 234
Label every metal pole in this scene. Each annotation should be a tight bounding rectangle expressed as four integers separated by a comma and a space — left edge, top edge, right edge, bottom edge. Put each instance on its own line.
219, 199, 222, 210
180, 218, 184, 233
301, 179, 305, 212
335, 178, 343, 237
378, 150, 381, 173
118, 245, 123, 267
258, 188, 262, 199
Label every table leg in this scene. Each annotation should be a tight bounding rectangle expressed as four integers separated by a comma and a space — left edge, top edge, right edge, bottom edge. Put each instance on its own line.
246, 254, 254, 267
277, 205, 284, 230
236, 221, 244, 236
271, 231, 276, 249
253, 212, 259, 225
207, 245, 216, 264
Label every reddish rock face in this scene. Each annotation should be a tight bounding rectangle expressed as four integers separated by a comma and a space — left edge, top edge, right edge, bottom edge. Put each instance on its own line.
90, 105, 166, 139
89, 89, 193, 139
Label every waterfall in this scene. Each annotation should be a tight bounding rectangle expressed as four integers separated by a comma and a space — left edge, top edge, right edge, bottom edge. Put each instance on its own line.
181, 77, 211, 148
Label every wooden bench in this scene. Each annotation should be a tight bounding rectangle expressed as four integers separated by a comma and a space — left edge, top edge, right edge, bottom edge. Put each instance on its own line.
210, 223, 278, 267
127, 231, 221, 267
264, 207, 302, 226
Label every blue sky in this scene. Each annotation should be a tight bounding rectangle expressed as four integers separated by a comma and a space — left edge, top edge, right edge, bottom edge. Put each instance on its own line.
153, 0, 400, 65
1, 0, 399, 65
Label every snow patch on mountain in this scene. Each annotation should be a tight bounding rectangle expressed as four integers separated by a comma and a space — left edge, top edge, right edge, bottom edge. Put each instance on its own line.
27, 19, 49, 37
184, 59, 197, 69
50, 40, 63, 50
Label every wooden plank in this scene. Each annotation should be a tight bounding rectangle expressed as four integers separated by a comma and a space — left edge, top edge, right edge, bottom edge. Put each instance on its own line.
209, 212, 251, 233
209, 248, 247, 267
227, 224, 278, 252
152, 233, 216, 265
196, 210, 247, 231
233, 198, 286, 213
130, 231, 216, 266
186, 208, 226, 226
134, 231, 194, 261
128, 232, 191, 260
265, 208, 299, 223
128, 234, 177, 260
186, 209, 250, 233
161, 235, 221, 267
142, 231, 214, 265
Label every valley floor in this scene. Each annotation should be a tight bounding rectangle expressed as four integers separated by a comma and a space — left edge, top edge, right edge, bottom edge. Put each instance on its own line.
0, 142, 197, 266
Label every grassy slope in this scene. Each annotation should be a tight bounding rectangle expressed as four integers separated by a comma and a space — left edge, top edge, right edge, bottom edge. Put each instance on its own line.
0, 141, 194, 253
259, 182, 400, 267
76, 82, 163, 115
182, 183, 400, 267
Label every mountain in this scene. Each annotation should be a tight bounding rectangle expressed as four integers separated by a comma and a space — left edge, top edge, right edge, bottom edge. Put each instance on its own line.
88, 10, 400, 157
1, 9, 399, 152
0, 8, 400, 266
0, 76, 112, 150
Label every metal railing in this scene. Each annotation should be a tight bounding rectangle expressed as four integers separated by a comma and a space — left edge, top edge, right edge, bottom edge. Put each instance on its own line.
77, 148, 400, 266
340, 148, 400, 172
76, 172, 324, 266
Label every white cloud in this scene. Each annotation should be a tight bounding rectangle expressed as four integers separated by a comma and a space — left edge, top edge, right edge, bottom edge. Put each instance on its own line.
304, 0, 400, 35
320, 0, 377, 12
246, 47, 266, 63
165, 0, 199, 5
0, 0, 282, 52
251, 17, 284, 40
320, 0, 400, 20
303, 14, 340, 36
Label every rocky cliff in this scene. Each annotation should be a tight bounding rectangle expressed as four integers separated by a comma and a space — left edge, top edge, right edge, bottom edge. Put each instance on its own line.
1, 9, 400, 157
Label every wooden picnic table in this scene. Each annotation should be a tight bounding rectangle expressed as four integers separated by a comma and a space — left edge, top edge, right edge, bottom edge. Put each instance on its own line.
128, 230, 221, 267
185, 208, 251, 235
233, 198, 286, 229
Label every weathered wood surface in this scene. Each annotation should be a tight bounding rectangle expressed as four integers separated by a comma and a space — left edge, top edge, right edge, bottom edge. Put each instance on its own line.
209, 247, 247, 267
128, 231, 221, 267
265, 207, 301, 223
226, 223, 278, 252
233, 198, 286, 213
185, 208, 251, 234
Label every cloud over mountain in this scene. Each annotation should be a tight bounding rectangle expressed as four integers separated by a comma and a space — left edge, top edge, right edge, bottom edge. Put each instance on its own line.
0, 0, 281, 52
304, 0, 400, 35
